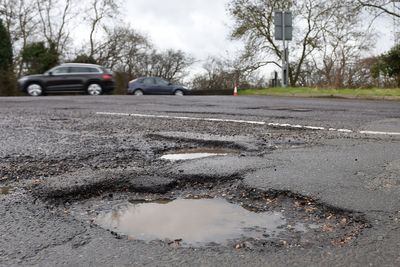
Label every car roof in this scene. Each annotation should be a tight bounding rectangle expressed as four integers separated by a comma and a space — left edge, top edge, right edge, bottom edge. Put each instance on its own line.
59, 63, 103, 68
138, 77, 166, 79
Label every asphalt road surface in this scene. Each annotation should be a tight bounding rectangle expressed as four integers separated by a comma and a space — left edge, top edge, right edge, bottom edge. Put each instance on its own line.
1, 95, 400, 267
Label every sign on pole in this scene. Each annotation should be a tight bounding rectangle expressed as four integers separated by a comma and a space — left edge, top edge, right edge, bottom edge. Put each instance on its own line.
274, 11, 292, 87
274, 12, 293, 41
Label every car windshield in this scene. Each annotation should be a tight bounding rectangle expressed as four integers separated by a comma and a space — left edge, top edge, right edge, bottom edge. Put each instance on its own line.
130, 78, 143, 83
44, 67, 57, 75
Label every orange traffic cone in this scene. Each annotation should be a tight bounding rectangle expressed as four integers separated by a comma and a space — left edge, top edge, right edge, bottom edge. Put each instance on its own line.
233, 84, 238, 96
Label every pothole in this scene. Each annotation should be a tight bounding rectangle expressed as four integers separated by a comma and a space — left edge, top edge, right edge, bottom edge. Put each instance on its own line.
94, 198, 296, 247
160, 148, 232, 161
68, 182, 367, 249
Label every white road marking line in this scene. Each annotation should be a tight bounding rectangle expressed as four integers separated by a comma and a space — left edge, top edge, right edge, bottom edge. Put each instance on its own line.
359, 131, 400, 136
336, 129, 354, 133
304, 126, 326, 130
96, 112, 266, 125
96, 112, 400, 136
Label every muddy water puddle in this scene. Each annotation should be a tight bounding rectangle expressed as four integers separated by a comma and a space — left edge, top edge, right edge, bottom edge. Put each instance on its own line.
161, 148, 232, 161
95, 198, 298, 246
68, 183, 366, 249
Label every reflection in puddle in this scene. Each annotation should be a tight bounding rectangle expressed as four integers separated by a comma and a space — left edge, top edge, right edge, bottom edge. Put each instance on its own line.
161, 148, 231, 161
0, 187, 13, 195
95, 198, 286, 246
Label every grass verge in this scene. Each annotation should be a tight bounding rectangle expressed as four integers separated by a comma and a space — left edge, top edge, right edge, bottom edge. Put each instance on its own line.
239, 87, 400, 100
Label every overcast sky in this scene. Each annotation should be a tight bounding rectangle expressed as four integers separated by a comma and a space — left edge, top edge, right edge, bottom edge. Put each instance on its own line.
123, 0, 241, 61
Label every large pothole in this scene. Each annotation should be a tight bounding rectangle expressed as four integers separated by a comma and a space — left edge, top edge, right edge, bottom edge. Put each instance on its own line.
67, 182, 367, 250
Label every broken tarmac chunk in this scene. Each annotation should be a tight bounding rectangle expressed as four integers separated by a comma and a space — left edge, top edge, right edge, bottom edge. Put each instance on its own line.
148, 131, 261, 151
31, 169, 176, 200
167, 156, 274, 182
126, 176, 177, 193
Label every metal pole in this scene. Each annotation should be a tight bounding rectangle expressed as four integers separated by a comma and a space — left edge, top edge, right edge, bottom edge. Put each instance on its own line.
282, 11, 287, 87
286, 46, 289, 87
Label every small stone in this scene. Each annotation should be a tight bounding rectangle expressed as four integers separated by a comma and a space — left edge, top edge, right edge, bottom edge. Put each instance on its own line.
244, 242, 254, 250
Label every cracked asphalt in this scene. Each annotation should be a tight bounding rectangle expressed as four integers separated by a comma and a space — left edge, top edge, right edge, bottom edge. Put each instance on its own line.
1, 95, 400, 266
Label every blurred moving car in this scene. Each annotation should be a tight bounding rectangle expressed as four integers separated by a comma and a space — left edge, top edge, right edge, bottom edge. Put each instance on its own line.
18, 63, 115, 96
128, 77, 190, 96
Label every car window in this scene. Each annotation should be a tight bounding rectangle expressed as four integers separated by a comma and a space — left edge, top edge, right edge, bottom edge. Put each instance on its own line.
52, 67, 70, 74
155, 78, 169, 86
70, 67, 100, 73
85, 67, 100, 73
143, 78, 155, 85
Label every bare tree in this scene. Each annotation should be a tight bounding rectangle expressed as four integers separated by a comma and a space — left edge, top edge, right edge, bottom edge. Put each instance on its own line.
36, 0, 76, 56
138, 49, 194, 82
0, 0, 40, 76
311, 3, 374, 88
357, 0, 400, 18
228, 0, 365, 87
85, 0, 121, 58
0, 0, 14, 34
191, 57, 243, 90
95, 26, 151, 74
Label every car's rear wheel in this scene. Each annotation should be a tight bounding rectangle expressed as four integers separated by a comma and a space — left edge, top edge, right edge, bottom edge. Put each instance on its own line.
27, 83, 43, 96
174, 90, 184, 96
134, 89, 144, 96
87, 83, 103, 96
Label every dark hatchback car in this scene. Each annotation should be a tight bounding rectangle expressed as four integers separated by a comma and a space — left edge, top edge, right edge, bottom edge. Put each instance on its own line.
18, 63, 115, 96
127, 77, 190, 96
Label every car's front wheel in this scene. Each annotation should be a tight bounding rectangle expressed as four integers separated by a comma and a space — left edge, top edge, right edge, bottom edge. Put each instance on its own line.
174, 90, 184, 96
134, 89, 144, 96
27, 83, 43, 96
87, 83, 103, 96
